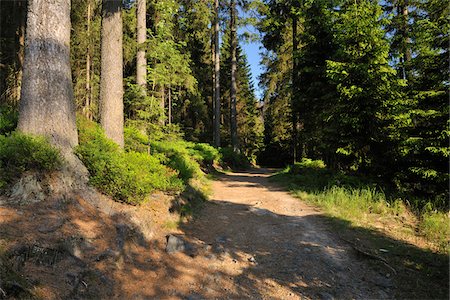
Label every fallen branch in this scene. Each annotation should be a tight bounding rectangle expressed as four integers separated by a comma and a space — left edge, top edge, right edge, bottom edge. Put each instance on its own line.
339, 235, 397, 275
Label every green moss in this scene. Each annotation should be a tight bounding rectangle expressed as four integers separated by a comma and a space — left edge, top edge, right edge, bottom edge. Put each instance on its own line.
0, 132, 61, 187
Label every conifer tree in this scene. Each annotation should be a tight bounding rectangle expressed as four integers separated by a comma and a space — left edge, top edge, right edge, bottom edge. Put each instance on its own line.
18, 0, 79, 153
100, 0, 124, 147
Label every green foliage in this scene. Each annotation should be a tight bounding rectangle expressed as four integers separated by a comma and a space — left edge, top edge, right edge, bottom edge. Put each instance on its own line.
274, 166, 449, 252
0, 133, 61, 186
76, 119, 183, 204
289, 158, 326, 173
220, 147, 251, 170
420, 212, 450, 253
0, 106, 18, 135
125, 125, 219, 182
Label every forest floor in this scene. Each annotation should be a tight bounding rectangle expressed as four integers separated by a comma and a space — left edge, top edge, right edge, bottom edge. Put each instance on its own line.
0, 168, 447, 299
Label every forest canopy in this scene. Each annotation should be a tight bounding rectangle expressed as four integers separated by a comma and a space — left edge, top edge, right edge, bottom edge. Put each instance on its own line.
0, 0, 448, 210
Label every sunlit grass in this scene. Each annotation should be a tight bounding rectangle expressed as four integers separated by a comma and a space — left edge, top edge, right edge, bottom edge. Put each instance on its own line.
273, 159, 449, 253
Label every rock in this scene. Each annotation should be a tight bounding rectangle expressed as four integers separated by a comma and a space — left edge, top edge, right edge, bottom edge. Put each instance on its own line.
374, 276, 394, 288
215, 236, 229, 244
65, 272, 79, 286
38, 218, 65, 233
318, 291, 334, 300
184, 293, 203, 300
95, 249, 119, 262
165, 235, 186, 253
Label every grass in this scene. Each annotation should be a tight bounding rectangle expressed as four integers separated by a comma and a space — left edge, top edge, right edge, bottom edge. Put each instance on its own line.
273, 158, 449, 298
273, 158, 449, 253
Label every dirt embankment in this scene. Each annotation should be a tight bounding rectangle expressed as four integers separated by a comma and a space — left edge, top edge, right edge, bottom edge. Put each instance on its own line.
0, 168, 447, 299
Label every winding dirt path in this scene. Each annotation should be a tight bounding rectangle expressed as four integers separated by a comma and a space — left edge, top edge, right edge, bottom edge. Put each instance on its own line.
0, 168, 395, 299
155, 168, 393, 299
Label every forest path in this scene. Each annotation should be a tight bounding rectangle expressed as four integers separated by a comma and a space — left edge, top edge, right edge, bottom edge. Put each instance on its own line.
148, 168, 394, 299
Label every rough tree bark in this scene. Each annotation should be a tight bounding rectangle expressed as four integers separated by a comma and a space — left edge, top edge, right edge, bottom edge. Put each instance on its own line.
14, 0, 26, 104
136, 0, 147, 92
230, 0, 239, 153
213, 0, 221, 147
100, 0, 124, 147
84, 0, 92, 120
18, 0, 78, 154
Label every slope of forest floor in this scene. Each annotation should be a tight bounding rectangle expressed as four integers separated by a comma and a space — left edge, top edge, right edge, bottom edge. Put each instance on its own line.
0, 168, 448, 299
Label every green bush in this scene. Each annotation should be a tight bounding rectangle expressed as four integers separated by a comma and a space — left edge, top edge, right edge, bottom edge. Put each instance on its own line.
0, 132, 61, 186
220, 147, 251, 170
191, 143, 220, 165
290, 158, 326, 173
150, 140, 203, 181
125, 126, 220, 181
76, 119, 183, 204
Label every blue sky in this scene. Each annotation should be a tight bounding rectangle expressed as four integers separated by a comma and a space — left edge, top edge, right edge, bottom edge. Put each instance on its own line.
238, 25, 264, 100
242, 38, 264, 100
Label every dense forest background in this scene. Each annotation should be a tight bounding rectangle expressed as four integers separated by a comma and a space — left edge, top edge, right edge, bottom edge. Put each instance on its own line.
0, 0, 448, 211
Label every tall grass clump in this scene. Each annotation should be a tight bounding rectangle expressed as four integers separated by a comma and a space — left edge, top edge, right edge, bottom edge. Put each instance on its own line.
0, 133, 61, 189
76, 119, 183, 204
420, 211, 449, 253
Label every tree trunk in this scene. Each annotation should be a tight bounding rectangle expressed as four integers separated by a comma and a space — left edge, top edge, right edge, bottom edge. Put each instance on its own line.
213, 0, 221, 147
136, 0, 147, 92
100, 0, 124, 148
291, 13, 298, 163
160, 85, 165, 125
398, 1, 411, 80
18, 0, 78, 154
15, 0, 26, 105
85, 0, 91, 120
230, 0, 239, 153
168, 85, 172, 125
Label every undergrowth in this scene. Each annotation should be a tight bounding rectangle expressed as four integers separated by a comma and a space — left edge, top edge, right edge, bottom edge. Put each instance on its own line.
274, 158, 450, 253
76, 119, 183, 204
219, 147, 251, 170
0, 133, 61, 189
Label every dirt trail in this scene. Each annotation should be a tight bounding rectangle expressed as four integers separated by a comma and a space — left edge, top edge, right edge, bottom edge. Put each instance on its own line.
160, 168, 393, 299
0, 168, 395, 299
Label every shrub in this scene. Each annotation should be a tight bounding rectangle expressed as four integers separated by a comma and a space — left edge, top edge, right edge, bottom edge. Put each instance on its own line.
150, 140, 203, 181
289, 158, 326, 174
220, 147, 251, 170
191, 143, 220, 165
76, 118, 183, 204
0, 132, 61, 186
125, 126, 220, 181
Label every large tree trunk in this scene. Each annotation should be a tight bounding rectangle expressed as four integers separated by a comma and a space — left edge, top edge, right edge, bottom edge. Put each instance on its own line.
213, 0, 221, 147
100, 0, 124, 147
15, 0, 26, 105
230, 0, 239, 153
18, 0, 78, 154
136, 0, 147, 92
